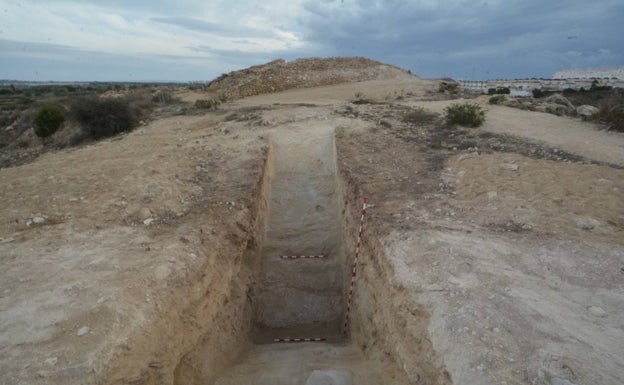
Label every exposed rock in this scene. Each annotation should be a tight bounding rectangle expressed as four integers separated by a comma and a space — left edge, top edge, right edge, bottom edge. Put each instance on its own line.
32, 216, 45, 224
544, 103, 571, 116
576, 105, 599, 117
588, 306, 607, 317
533, 104, 548, 113
143, 218, 155, 226
545, 94, 574, 109
575, 218, 600, 230
44, 357, 58, 366
76, 326, 90, 336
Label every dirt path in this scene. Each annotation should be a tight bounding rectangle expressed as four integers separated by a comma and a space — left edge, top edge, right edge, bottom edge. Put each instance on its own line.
404, 98, 624, 167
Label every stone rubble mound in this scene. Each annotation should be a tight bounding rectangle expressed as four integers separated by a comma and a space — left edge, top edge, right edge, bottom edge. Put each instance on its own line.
206, 57, 410, 99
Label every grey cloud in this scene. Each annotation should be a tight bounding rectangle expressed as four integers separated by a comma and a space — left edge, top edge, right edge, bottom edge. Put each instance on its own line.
0, 39, 218, 81
153, 16, 273, 38
2, 0, 623, 81
298, 0, 624, 78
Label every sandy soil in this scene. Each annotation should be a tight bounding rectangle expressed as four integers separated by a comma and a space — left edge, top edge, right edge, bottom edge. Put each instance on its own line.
1, 68, 623, 385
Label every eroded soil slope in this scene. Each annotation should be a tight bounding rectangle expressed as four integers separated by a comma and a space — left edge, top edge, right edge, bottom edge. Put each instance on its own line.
0, 113, 269, 384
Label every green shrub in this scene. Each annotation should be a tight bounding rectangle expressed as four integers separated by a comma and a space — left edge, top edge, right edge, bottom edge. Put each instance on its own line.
151, 90, 176, 104
596, 104, 624, 132
590, 80, 613, 92
352, 91, 375, 104
72, 97, 137, 139
195, 99, 221, 109
532, 88, 549, 98
439, 82, 459, 94
489, 95, 505, 105
33, 104, 65, 137
487, 87, 510, 95
444, 103, 486, 127
402, 106, 438, 124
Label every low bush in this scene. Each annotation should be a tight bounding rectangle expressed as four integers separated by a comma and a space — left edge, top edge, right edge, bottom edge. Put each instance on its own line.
489, 95, 505, 105
33, 104, 65, 137
532, 88, 550, 98
488, 87, 510, 95
402, 106, 438, 124
590, 80, 613, 92
72, 97, 137, 139
195, 99, 221, 109
352, 91, 375, 104
595, 104, 624, 132
439, 82, 459, 94
151, 90, 176, 104
444, 103, 486, 127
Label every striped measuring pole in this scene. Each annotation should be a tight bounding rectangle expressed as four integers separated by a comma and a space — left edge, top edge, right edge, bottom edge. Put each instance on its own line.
342, 197, 369, 335
273, 337, 326, 343
280, 255, 327, 260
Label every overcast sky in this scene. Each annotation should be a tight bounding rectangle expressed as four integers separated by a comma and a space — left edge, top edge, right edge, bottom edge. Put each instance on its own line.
1, 0, 622, 82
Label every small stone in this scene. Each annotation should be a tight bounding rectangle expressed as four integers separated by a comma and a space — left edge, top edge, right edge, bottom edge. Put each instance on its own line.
575, 218, 600, 230
77, 326, 90, 336
500, 163, 519, 171
33, 216, 45, 224
588, 306, 607, 317
487, 191, 498, 201
137, 207, 152, 221
44, 357, 58, 366
143, 218, 154, 226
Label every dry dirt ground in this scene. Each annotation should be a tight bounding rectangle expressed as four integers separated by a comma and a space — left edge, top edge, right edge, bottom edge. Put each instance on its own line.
1, 65, 623, 385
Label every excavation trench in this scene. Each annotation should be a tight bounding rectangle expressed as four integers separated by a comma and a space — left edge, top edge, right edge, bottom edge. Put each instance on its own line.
173, 124, 447, 384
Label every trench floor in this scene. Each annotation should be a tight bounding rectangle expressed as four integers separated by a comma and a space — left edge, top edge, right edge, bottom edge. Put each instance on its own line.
214, 343, 384, 385
215, 124, 385, 384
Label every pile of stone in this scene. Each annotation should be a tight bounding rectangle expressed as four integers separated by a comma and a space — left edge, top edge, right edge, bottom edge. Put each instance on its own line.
205, 57, 406, 99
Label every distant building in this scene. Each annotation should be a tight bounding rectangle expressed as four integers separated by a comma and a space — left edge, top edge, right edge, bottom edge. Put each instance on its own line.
552, 66, 624, 80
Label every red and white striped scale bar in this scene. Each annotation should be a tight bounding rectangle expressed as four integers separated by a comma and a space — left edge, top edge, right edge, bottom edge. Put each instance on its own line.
273, 337, 327, 343
343, 197, 369, 336
280, 255, 327, 260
